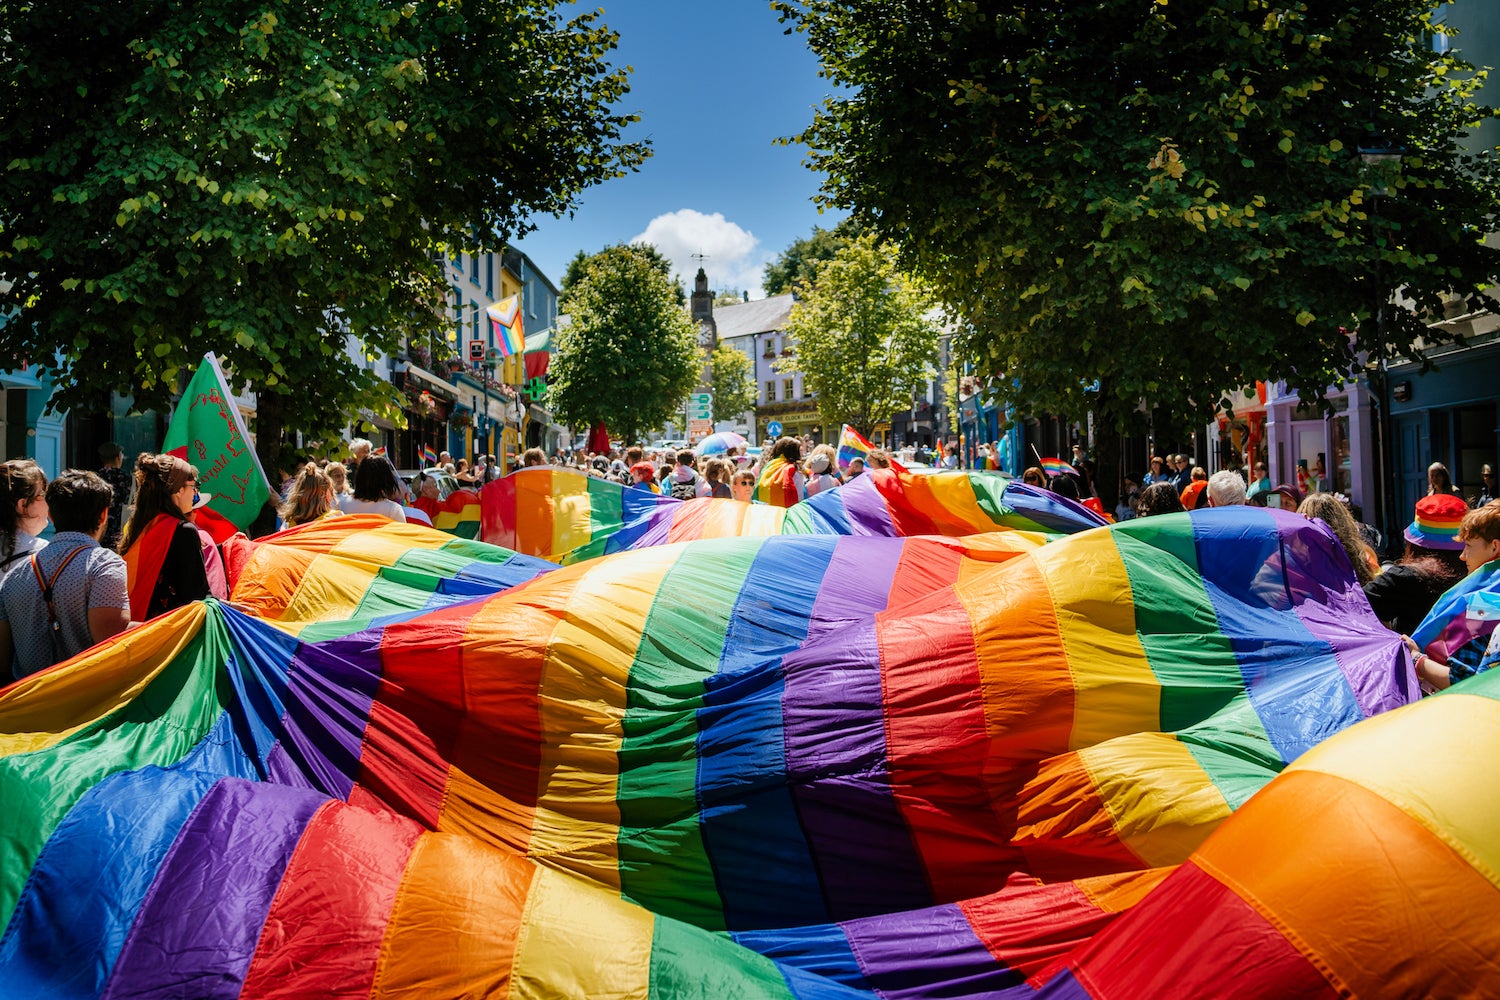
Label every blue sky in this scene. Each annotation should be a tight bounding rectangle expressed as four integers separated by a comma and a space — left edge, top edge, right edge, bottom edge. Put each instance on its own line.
512, 0, 846, 299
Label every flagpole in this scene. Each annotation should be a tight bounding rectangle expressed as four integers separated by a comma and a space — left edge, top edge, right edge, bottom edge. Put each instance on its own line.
206, 352, 276, 493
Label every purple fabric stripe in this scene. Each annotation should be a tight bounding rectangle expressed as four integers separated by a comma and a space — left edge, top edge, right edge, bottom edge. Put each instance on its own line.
101, 779, 326, 1000
630, 507, 676, 549
265, 629, 385, 798
782, 616, 931, 920
803, 537, 906, 644
841, 902, 1022, 998
1276, 512, 1417, 715
836, 476, 899, 536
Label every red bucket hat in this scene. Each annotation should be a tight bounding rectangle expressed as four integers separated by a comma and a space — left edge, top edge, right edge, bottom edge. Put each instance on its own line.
1404, 493, 1468, 551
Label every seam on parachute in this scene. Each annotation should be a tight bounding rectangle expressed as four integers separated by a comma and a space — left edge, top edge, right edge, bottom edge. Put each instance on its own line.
507, 861, 548, 992
240, 800, 335, 987
368, 830, 426, 997
96, 778, 223, 999
1192, 840, 1354, 997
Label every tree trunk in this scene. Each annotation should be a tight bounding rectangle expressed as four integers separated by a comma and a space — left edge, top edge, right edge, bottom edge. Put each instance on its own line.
250, 390, 286, 538
1092, 390, 1123, 514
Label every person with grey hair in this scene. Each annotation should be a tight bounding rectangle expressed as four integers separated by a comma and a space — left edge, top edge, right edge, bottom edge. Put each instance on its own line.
347, 438, 373, 466
1207, 469, 1247, 507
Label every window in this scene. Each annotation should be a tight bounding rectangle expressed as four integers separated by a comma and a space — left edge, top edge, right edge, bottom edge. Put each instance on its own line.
452, 288, 463, 343
471, 302, 481, 344
470, 253, 480, 283
765, 381, 777, 403
783, 378, 795, 401
485, 255, 494, 298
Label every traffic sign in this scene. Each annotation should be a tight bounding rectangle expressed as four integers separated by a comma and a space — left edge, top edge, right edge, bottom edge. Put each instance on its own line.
468, 340, 485, 362
687, 392, 713, 420
766, 420, 783, 438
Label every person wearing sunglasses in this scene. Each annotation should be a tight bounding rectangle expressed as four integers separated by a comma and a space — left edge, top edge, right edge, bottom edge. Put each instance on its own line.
117, 454, 227, 622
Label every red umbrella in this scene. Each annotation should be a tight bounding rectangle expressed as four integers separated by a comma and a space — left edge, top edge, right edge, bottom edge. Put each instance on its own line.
586, 421, 611, 454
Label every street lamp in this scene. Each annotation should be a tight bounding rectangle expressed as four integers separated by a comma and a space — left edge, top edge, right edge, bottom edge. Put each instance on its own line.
473, 348, 501, 459
1360, 131, 1404, 548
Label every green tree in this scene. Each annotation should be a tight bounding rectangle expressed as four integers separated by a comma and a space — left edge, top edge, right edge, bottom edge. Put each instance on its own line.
562, 243, 685, 306
778, 1, 1500, 503
780, 233, 940, 434
707, 343, 755, 422
0, 0, 646, 479
762, 218, 859, 296
549, 245, 699, 444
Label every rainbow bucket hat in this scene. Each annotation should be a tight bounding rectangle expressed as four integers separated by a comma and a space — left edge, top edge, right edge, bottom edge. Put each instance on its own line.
1404, 493, 1468, 550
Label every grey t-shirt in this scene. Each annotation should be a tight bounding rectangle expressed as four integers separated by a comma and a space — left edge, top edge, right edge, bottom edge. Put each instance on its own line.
0, 532, 130, 680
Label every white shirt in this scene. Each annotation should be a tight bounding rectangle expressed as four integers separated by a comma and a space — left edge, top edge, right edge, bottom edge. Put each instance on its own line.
338, 496, 406, 522
0, 530, 47, 586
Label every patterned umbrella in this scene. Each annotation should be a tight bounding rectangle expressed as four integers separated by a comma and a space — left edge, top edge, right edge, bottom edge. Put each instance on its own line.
694, 431, 747, 456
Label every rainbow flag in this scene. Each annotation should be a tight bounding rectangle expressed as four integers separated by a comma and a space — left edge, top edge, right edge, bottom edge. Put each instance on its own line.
411, 487, 483, 540
835, 423, 875, 470
486, 294, 525, 357
421, 444, 438, 466
1040, 456, 1079, 477
1413, 557, 1500, 665
0, 507, 1425, 997
478, 468, 1105, 563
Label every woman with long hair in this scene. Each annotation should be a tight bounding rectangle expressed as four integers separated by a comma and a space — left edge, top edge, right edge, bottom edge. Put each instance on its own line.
0, 459, 49, 583
1298, 493, 1377, 586
118, 453, 227, 621
278, 464, 341, 528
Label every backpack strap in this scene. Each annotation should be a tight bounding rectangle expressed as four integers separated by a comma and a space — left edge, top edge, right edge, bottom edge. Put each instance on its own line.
30, 545, 90, 641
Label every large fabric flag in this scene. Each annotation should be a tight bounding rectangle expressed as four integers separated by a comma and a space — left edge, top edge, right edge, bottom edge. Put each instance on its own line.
835, 424, 875, 470
486, 294, 525, 357
162, 353, 273, 541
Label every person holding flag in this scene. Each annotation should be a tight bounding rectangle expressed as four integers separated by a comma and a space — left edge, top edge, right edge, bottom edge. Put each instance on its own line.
162, 353, 275, 543
754, 437, 807, 507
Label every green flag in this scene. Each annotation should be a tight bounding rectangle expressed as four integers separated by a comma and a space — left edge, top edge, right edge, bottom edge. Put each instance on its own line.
163, 353, 273, 537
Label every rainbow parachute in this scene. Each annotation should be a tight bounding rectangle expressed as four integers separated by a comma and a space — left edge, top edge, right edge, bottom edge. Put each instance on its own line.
5, 470, 1495, 998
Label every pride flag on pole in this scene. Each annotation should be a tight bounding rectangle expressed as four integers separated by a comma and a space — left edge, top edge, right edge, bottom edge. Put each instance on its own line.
163, 353, 274, 542
422, 445, 439, 467
486, 294, 525, 357
835, 423, 875, 470
1040, 457, 1080, 477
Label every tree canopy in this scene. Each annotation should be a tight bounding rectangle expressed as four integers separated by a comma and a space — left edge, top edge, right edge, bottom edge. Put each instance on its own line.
779, 233, 940, 435
549, 245, 700, 444
0, 0, 646, 470
707, 343, 755, 422
777, 1, 1500, 439
562, 244, 685, 306
762, 218, 860, 296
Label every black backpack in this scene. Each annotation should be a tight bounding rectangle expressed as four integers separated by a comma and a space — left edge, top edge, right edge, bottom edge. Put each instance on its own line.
669, 474, 699, 501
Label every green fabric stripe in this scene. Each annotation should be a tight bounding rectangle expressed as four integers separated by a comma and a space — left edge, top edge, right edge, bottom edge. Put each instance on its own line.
618, 539, 759, 931
0, 611, 232, 929
1112, 521, 1274, 801
648, 916, 798, 999
778, 505, 813, 534
587, 474, 624, 539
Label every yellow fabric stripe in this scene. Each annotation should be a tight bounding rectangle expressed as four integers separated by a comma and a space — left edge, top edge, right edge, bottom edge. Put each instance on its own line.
1029, 531, 1159, 750
526, 547, 678, 890
1080, 732, 1231, 868
509, 865, 655, 999
551, 472, 595, 560
0, 603, 208, 755
1288, 692, 1500, 891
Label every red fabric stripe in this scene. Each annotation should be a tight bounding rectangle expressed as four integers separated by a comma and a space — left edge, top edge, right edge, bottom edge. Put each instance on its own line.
879, 583, 1024, 899
239, 801, 422, 999
665, 498, 712, 544
481, 476, 516, 549
1065, 861, 1335, 998
354, 700, 451, 828
123, 514, 182, 621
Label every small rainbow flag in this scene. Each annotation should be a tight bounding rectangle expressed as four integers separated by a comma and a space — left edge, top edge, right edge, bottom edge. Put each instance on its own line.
1040, 456, 1079, 477
422, 444, 438, 466
835, 423, 875, 470
486, 294, 525, 357
372, 446, 388, 458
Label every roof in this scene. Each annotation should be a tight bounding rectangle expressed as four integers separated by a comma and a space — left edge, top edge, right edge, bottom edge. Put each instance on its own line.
712, 294, 795, 339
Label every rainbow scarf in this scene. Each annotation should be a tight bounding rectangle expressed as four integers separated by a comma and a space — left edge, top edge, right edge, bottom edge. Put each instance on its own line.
120, 514, 185, 622
753, 456, 802, 507
0, 508, 1422, 997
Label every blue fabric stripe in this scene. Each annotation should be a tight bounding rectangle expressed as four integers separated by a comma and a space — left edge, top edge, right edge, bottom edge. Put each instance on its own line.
0, 767, 219, 1000
1191, 507, 1362, 762
698, 536, 834, 928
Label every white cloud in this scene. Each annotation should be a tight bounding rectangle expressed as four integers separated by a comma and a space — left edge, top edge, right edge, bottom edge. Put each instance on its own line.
631, 209, 770, 301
